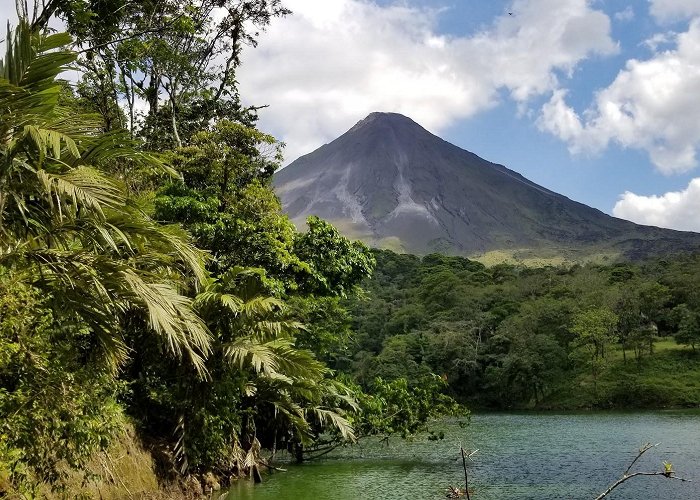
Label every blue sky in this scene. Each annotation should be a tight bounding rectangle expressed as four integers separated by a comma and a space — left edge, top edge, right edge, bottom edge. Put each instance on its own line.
236, 0, 700, 231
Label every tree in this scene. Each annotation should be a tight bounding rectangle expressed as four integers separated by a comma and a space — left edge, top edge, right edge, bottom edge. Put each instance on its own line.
125, 265, 359, 474
299, 375, 466, 462
673, 304, 700, 351
153, 120, 305, 285
0, 21, 213, 491
0, 269, 124, 490
294, 216, 375, 297
570, 307, 618, 393
0, 21, 210, 373
637, 282, 670, 354
423, 321, 482, 396
53, 0, 290, 147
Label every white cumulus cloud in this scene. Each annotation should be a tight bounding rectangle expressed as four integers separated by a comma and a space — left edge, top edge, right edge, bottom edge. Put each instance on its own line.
238, 0, 616, 162
649, 0, 700, 23
613, 178, 700, 231
538, 18, 700, 174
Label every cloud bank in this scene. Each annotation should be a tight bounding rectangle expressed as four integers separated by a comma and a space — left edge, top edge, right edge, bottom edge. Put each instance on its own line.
650, 0, 700, 23
613, 178, 700, 232
238, 0, 616, 162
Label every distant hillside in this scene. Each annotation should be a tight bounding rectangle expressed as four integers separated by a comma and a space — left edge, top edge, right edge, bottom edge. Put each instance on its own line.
274, 112, 700, 261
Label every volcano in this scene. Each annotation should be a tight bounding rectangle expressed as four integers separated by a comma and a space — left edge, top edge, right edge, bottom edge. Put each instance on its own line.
274, 112, 700, 260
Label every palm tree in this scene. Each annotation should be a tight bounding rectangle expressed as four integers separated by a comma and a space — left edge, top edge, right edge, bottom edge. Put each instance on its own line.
0, 21, 211, 373
190, 266, 357, 472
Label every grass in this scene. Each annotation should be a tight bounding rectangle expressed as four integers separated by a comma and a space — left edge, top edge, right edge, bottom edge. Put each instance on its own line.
35, 418, 181, 500
541, 339, 700, 410
471, 249, 576, 268
470, 248, 620, 267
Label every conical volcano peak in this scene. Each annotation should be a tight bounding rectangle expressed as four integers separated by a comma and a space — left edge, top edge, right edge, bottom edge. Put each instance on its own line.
274, 113, 700, 260
349, 111, 424, 135
359, 111, 412, 123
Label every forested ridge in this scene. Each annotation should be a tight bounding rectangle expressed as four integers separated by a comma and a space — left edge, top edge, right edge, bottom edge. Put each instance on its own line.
346, 250, 700, 409
0, 4, 460, 496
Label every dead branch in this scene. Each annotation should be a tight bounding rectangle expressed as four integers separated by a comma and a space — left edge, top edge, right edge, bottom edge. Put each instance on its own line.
446, 445, 477, 498
461, 446, 471, 500
624, 442, 656, 475
258, 462, 287, 473
595, 442, 691, 499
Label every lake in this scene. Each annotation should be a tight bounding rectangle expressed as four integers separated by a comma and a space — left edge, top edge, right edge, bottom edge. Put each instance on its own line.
223, 411, 700, 499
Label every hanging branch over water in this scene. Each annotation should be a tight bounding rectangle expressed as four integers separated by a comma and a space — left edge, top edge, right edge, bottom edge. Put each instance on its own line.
595, 442, 691, 500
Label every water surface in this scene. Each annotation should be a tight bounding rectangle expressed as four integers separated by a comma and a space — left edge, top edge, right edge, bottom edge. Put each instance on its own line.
225, 411, 700, 499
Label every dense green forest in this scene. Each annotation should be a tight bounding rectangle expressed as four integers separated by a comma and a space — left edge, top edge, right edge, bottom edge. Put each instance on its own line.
0, 4, 459, 496
346, 250, 700, 409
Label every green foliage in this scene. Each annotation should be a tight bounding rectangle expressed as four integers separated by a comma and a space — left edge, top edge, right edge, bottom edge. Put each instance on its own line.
53, 0, 290, 148
0, 269, 123, 492
154, 121, 306, 289
0, 14, 456, 495
0, 22, 212, 492
155, 127, 374, 296
351, 376, 466, 439
673, 304, 700, 351
0, 22, 211, 375
569, 307, 618, 391
295, 216, 376, 297
348, 249, 700, 409
288, 295, 355, 367
570, 308, 619, 360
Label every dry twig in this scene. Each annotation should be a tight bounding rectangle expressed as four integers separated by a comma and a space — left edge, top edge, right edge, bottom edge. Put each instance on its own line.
595, 442, 691, 499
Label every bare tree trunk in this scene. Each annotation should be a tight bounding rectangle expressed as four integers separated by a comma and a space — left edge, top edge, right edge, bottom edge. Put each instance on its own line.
460, 446, 471, 500
171, 97, 181, 148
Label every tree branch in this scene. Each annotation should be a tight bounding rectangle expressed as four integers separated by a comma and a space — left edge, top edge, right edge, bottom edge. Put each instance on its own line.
75, 13, 186, 55
595, 443, 691, 500
29, 0, 60, 30
624, 442, 656, 475
596, 471, 690, 499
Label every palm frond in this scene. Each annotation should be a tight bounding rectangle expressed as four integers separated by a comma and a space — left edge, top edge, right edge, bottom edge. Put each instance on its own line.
36, 166, 124, 220
272, 401, 310, 440
269, 340, 329, 380
23, 124, 80, 160
121, 270, 211, 376
194, 289, 244, 314
0, 22, 214, 382
225, 337, 280, 375
242, 438, 262, 472
310, 408, 356, 442
240, 296, 284, 316
1, 24, 74, 83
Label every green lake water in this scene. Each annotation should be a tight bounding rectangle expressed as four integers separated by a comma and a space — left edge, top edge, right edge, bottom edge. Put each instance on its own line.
223, 411, 700, 499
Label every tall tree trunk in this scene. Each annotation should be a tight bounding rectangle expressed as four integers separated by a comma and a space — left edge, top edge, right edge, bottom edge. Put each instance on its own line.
171, 97, 181, 148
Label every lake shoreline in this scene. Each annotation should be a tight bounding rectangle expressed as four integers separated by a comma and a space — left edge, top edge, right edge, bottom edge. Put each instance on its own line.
225, 412, 700, 500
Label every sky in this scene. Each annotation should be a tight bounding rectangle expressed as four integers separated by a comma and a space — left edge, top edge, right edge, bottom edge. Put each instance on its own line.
2, 0, 700, 231
235, 0, 700, 232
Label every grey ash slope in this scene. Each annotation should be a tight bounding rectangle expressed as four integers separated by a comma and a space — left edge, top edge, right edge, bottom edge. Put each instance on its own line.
274, 112, 700, 259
